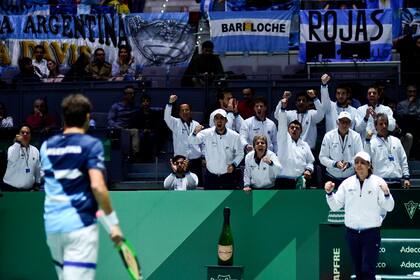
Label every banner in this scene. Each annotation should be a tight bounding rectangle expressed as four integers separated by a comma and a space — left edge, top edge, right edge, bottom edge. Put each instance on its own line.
0, 12, 195, 77
401, 8, 420, 37
209, 10, 292, 53
299, 9, 393, 62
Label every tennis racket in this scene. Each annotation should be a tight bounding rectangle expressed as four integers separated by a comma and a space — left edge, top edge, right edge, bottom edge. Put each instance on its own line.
96, 210, 142, 280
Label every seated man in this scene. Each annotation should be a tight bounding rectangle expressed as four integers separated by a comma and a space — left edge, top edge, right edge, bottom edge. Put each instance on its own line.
32, 45, 49, 78
25, 98, 57, 135
164, 155, 198, 190
107, 85, 139, 159
85, 48, 112, 81
13, 57, 41, 84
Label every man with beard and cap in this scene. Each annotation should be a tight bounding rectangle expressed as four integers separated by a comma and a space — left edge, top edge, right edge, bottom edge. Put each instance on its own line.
243, 135, 281, 192
319, 111, 363, 186
240, 96, 277, 153
319, 73, 358, 132
364, 113, 411, 189
325, 151, 394, 280
274, 96, 315, 189
189, 109, 244, 190
164, 155, 198, 190
355, 85, 396, 141
274, 89, 324, 151
164, 94, 203, 187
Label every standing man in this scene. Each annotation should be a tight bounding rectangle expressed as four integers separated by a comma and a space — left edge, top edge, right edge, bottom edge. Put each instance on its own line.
41, 94, 123, 280
164, 94, 203, 186
325, 151, 394, 280
355, 85, 396, 141
2, 125, 41, 191
319, 73, 358, 132
319, 111, 363, 186
237, 87, 255, 120
208, 88, 244, 133
365, 113, 411, 189
189, 109, 244, 190
274, 96, 315, 189
240, 96, 277, 153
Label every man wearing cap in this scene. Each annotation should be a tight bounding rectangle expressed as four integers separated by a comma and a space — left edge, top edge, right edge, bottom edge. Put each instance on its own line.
325, 151, 394, 280
355, 85, 396, 141
274, 97, 315, 189
319, 73, 358, 132
319, 111, 363, 186
189, 109, 244, 190
364, 113, 411, 189
164, 155, 198, 190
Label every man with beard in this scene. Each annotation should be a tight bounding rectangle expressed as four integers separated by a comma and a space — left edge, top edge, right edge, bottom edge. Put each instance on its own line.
355, 85, 396, 141
240, 96, 277, 153
208, 88, 244, 133
164, 155, 198, 190
189, 109, 244, 190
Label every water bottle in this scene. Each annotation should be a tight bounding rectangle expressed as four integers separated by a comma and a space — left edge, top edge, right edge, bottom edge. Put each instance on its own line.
296, 175, 306, 189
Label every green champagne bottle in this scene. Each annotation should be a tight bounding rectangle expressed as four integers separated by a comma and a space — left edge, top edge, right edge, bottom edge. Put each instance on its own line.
218, 207, 233, 266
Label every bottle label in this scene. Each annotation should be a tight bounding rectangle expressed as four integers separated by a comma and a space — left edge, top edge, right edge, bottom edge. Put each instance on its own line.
218, 245, 233, 261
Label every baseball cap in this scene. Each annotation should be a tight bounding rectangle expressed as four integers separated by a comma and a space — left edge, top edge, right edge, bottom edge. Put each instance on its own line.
337, 111, 352, 121
212, 109, 227, 119
354, 151, 371, 163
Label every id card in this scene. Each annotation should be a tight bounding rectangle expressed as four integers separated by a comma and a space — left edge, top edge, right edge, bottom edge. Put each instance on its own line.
25, 168, 30, 173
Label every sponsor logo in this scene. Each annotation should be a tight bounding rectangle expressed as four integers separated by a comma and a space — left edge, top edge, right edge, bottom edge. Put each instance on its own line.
210, 275, 238, 280
400, 261, 420, 268
333, 248, 340, 278
221, 22, 287, 33
400, 246, 420, 254
404, 201, 419, 220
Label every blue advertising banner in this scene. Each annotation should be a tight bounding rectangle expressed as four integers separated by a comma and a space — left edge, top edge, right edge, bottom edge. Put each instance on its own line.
209, 10, 292, 53
299, 9, 393, 62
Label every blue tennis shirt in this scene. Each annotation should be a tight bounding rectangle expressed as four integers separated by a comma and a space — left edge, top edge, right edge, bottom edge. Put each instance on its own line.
41, 133, 105, 233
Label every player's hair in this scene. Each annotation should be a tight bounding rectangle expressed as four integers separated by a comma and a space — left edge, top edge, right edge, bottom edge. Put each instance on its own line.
61, 94, 92, 127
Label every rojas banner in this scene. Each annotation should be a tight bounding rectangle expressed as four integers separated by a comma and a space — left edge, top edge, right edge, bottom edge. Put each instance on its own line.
209, 10, 292, 53
0, 12, 195, 72
299, 9, 393, 62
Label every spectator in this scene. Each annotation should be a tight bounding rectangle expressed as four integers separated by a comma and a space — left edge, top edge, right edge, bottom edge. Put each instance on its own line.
237, 87, 255, 120
164, 155, 198, 190
355, 85, 396, 141
0, 102, 13, 128
325, 151, 394, 280
107, 85, 139, 158
274, 96, 315, 189
85, 48, 112, 81
397, 84, 420, 117
319, 111, 363, 186
32, 45, 49, 78
131, 94, 163, 162
2, 125, 41, 191
240, 96, 277, 153
164, 94, 203, 187
111, 45, 136, 81
243, 135, 281, 192
25, 98, 57, 134
63, 53, 90, 82
320, 74, 358, 132
189, 109, 244, 190
365, 113, 411, 189
182, 40, 224, 87
43, 59, 64, 83
13, 57, 41, 84
274, 89, 324, 150
208, 89, 244, 133
393, 33, 420, 85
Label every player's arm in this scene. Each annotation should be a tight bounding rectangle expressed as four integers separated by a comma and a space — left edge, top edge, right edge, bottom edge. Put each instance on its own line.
89, 169, 123, 245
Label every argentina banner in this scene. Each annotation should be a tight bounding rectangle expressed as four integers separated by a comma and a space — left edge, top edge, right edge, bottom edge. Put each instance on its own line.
299, 9, 393, 62
209, 11, 292, 53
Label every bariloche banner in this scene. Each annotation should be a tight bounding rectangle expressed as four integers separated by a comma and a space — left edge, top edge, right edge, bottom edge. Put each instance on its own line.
299, 9, 393, 62
209, 10, 292, 53
0, 12, 195, 72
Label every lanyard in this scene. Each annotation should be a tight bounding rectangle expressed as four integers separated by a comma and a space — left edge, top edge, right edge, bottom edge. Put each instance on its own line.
339, 133, 348, 154
182, 121, 192, 135
378, 136, 392, 155
21, 146, 30, 168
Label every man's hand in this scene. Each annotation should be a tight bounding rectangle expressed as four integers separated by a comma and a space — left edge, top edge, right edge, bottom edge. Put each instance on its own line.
303, 170, 312, 179
306, 89, 317, 99
321, 73, 331, 85
280, 98, 288, 109
403, 180, 411, 189
243, 186, 252, 193
194, 124, 204, 134
227, 164, 235, 173
110, 225, 124, 246
169, 94, 177, 104
246, 145, 253, 152
182, 159, 189, 172
283, 90, 292, 99
170, 159, 177, 173
15, 134, 23, 144
227, 98, 239, 113
324, 181, 335, 193
365, 106, 376, 119
366, 129, 373, 140
262, 156, 272, 165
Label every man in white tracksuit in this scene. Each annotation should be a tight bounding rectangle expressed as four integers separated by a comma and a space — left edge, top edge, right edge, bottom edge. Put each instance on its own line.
189, 109, 244, 189
364, 113, 411, 189
325, 151, 394, 280
319, 111, 363, 186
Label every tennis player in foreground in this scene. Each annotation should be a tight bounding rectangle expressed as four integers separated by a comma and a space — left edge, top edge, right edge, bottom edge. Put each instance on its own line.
41, 94, 123, 279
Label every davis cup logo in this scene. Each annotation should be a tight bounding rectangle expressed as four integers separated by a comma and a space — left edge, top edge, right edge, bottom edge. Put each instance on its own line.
404, 201, 419, 220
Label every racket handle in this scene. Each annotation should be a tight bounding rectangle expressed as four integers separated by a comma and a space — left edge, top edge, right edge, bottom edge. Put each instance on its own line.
96, 210, 112, 234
